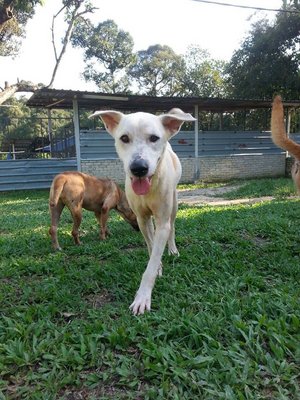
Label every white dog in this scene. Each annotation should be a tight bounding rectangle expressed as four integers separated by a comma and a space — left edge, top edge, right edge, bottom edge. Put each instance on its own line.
90, 108, 195, 314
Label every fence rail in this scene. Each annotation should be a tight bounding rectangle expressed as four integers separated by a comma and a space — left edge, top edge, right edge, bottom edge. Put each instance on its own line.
0, 158, 77, 191
80, 130, 284, 159
1, 129, 297, 191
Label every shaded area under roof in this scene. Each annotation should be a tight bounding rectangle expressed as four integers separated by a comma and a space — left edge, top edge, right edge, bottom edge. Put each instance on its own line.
26, 88, 300, 113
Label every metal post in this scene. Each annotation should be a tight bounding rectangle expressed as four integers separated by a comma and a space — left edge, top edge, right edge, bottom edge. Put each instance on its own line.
287, 110, 291, 135
47, 109, 53, 157
12, 143, 15, 160
72, 98, 81, 171
194, 104, 199, 181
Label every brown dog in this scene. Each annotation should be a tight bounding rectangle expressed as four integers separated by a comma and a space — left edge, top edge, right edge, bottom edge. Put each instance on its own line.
49, 171, 139, 250
271, 95, 300, 193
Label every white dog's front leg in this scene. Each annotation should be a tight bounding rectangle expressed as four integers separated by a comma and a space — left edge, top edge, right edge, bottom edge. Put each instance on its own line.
129, 273, 154, 315
130, 221, 170, 315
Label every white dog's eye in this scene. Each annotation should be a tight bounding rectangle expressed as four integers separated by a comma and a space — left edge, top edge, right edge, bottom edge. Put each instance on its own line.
120, 134, 130, 143
149, 135, 159, 143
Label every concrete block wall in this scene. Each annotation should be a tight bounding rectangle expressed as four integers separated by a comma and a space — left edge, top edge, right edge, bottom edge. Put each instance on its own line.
285, 156, 294, 177
197, 154, 286, 182
81, 159, 125, 182
178, 158, 195, 183
81, 158, 195, 184
81, 154, 287, 184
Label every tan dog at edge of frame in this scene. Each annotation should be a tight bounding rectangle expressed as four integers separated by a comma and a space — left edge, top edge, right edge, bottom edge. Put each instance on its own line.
90, 108, 196, 315
271, 95, 300, 193
49, 171, 139, 251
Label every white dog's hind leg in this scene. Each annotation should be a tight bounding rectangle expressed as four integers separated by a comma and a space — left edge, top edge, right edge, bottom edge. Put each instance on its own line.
130, 221, 170, 315
168, 190, 179, 256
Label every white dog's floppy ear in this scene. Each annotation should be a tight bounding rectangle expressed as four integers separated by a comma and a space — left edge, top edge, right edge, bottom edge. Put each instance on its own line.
89, 110, 123, 135
160, 108, 196, 137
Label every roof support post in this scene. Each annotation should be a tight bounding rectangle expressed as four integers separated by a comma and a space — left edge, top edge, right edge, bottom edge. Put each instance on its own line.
47, 109, 53, 158
72, 98, 81, 171
194, 104, 200, 181
287, 109, 291, 135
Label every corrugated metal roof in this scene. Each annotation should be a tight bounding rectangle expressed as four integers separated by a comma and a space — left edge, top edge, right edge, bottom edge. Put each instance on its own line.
26, 88, 300, 112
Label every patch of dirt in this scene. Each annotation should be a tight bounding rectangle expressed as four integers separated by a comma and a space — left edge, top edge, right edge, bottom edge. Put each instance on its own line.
240, 231, 271, 247
178, 184, 274, 206
61, 386, 129, 400
60, 371, 145, 400
85, 289, 114, 309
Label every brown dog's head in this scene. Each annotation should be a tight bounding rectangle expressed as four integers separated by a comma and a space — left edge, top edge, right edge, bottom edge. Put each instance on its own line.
116, 188, 139, 231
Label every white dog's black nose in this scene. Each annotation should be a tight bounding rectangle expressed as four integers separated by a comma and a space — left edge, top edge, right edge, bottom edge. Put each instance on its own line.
130, 159, 149, 177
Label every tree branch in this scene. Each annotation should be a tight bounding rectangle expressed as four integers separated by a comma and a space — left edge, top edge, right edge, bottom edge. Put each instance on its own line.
48, 2, 97, 88
51, 4, 67, 63
0, 81, 39, 105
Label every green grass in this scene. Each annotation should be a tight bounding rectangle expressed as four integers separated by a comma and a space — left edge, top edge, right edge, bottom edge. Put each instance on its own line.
0, 179, 300, 399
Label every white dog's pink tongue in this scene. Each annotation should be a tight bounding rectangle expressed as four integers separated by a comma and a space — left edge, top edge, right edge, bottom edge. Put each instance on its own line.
131, 177, 151, 195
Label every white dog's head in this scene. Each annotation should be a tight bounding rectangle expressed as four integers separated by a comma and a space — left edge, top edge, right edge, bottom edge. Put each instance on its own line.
90, 108, 195, 195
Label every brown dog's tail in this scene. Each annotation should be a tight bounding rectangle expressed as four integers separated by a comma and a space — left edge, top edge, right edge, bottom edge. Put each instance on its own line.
49, 174, 67, 208
271, 95, 300, 160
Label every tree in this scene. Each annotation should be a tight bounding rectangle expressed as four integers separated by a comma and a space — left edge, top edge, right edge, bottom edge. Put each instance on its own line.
71, 19, 135, 93
48, 0, 97, 88
226, 1, 300, 99
0, 0, 43, 103
0, 0, 43, 56
0, 96, 74, 155
180, 45, 228, 97
128, 44, 185, 96
1, 1, 96, 104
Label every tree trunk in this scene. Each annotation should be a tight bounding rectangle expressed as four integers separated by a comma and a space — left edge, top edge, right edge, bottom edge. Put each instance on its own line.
0, 2, 14, 34
0, 81, 38, 105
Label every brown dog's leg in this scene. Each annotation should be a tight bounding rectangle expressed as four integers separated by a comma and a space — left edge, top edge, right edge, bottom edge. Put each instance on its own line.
49, 201, 65, 251
95, 210, 110, 240
70, 205, 83, 245
95, 192, 117, 240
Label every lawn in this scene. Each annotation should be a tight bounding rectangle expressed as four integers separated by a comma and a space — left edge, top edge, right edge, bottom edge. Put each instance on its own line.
0, 178, 299, 399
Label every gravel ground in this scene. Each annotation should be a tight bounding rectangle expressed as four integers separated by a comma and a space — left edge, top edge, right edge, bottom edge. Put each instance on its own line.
177, 185, 275, 206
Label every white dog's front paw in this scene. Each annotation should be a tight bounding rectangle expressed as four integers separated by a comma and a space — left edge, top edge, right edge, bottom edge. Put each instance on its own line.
129, 290, 152, 315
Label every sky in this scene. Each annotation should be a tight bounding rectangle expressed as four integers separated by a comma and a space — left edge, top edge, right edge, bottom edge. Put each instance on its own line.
1, 0, 283, 92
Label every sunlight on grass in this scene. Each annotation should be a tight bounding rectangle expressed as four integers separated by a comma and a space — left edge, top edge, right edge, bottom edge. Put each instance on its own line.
178, 181, 227, 190
221, 177, 296, 199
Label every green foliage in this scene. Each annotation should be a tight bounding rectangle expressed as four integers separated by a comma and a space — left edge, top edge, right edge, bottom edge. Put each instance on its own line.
71, 17, 228, 97
181, 45, 228, 97
0, 97, 73, 144
128, 44, 228, 97
0, 179, 299, 398
128, 44, 185, 96
226, 2, 300, 99
71, 19, 135, 93
63, 0, 94, 23
0, 0, 44, 56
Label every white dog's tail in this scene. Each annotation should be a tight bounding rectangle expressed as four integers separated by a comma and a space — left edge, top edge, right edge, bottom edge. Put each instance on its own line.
271, 95, 300, 159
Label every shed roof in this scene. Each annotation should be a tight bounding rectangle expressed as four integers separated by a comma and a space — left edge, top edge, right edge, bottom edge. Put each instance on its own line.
26, 88, 300, 113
